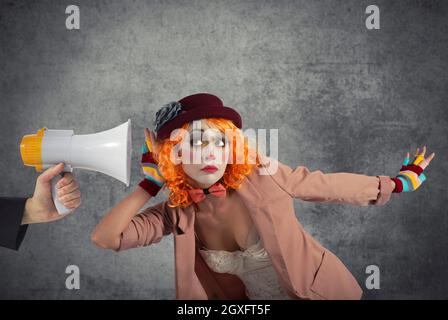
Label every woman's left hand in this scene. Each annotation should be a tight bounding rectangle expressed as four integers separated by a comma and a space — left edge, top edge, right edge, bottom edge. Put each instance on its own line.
391, 145, 435, 193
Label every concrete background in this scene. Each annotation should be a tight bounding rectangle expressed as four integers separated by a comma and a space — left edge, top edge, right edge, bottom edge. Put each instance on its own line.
0, 0, 447, 299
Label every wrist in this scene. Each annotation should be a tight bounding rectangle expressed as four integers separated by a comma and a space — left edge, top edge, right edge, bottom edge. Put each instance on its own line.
391, 177, 403, 193
139, 178, 163, 197
22, 198, 35, 225
390, 178, 396, 191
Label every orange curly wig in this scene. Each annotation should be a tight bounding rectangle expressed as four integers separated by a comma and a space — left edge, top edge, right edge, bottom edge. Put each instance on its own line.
152, 118, 261, 208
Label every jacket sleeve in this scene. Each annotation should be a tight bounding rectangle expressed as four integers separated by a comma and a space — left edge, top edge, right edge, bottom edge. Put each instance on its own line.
116, 201, 173, 252
263, 156, 394, 207
0, 197, 29, 250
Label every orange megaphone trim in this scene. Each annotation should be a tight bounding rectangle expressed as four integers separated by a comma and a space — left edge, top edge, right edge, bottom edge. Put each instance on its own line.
20, 127, 46, 172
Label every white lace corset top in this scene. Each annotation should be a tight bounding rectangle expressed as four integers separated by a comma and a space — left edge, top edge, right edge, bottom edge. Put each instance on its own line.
196, 231, 293, 300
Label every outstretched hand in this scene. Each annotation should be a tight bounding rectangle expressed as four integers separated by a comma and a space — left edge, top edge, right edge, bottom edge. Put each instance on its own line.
391, 145, 435, 193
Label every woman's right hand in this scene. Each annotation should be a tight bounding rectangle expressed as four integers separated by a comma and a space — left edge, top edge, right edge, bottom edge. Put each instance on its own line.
138, 128, 166, 196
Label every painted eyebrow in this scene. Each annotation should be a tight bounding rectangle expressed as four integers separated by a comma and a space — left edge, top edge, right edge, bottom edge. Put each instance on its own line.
188, 129, 224, 139
189, 129, 221, 134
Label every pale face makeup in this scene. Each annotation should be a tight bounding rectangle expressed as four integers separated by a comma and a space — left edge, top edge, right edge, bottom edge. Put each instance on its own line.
179, 119, 230, 189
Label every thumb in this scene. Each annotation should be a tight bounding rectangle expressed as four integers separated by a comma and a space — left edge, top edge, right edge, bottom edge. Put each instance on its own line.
145, 128, 158, 154
144, 127, 151, 141
38, 162, 65, 183
144, 128, 153, 152
149, 130, 157, 151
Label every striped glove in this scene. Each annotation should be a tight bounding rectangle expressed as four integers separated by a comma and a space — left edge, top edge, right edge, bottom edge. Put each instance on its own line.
391, 146, 434, 193
138, 129, 166, 196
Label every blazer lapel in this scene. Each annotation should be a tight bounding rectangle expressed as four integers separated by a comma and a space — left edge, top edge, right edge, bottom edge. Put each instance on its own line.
235, 176, 283, 260
175, 204, 195, 234
234, 166, 295, 295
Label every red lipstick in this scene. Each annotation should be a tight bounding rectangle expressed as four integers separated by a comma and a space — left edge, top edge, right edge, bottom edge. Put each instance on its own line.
201, 165, 218, 173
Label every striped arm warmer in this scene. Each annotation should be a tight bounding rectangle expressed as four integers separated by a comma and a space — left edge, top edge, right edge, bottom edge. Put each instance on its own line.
391, 154, 427, 193
138, 139, 165, 196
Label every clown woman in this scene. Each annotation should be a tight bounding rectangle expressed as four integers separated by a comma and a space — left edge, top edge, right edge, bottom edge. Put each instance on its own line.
91, 93, 434, 300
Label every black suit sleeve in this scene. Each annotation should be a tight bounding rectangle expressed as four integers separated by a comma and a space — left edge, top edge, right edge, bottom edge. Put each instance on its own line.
0, 197, 29, 250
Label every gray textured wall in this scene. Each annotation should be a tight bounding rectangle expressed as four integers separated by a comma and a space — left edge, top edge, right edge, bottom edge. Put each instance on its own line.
0, 0, 447, 299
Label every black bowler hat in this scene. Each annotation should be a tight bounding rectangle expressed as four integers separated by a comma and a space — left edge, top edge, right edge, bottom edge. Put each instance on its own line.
154, 93, 243, 140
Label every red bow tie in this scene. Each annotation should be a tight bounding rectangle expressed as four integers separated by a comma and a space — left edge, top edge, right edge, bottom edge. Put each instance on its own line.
188, 182, 227, 203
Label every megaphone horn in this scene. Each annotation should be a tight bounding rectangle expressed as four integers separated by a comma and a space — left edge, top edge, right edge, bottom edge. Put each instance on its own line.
20, 119, 132, 215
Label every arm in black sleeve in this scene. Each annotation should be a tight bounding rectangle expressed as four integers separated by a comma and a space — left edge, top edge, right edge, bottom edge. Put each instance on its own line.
0, 197, 29, 250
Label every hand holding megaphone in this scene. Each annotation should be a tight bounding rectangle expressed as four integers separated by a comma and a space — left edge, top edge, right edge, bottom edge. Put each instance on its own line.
23, 162, 81, 223
20, 120, 132, 215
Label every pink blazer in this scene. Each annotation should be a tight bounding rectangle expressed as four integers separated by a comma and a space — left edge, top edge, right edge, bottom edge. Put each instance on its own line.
117, 156, 394, 300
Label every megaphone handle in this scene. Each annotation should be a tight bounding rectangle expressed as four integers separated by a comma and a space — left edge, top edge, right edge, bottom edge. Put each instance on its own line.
51, 173, 75, 215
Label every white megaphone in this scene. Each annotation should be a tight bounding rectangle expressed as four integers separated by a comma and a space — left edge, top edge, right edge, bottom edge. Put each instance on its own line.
20, 119, 132, 215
